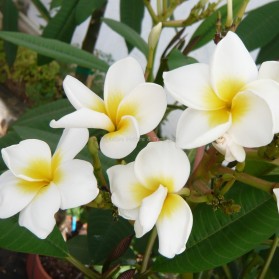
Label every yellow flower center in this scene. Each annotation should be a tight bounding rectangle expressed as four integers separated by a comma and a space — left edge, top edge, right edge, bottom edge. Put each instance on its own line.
208, 79, 248, 127
18, 152, 62, 193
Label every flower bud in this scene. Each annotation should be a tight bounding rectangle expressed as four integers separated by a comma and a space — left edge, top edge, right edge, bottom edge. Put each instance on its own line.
148, 22, 162, 50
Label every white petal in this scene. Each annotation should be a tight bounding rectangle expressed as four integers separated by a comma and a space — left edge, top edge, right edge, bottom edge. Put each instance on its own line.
0, 171, 39, 218
50, 108, 115, 132
176, 108, 231, 149
229, 91, 273, 147
1, 139, 52, 182
117, 83, 167, 134
104, 57, 145, 124
63, 75, 106, 112
213, 134, 246, 162
54, 128, 89, 162
134, 141, 190, 193
229, 143, 246, 162
211, 32, 258, 102
246, 79, 279, 133
55, 159, 99, 209
100, 115, 140, 159
18, 182, 61, 239
163, 64, 225, 110
107, 162, 151, 209
134, 185, 167, 238
259, 61, 279, 82
273, 188, 279, 214
118, 208, 139, 220
156, 194, 193, 258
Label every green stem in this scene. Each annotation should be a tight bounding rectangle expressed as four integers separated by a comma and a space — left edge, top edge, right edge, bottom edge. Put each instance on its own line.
88, 137, 108, 189
145, 46, 156, 81
225, 0, 233, 28
140, 228, 157, 274
144, 0, 159, 23
222, 264, 232, 279
234, 0, 250, 28
216, 167, 275, 193
66, 255, 100, 279
258, 235, 279, 279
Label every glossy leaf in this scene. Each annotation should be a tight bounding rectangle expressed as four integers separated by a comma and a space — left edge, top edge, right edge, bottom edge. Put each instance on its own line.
87, 208, 134, 264
2, 0, 18, 66
256, 33, 279, 64
102, 18, 148, 57
67, 235, 91, 264
0, 215, 68, 257
31, 0, 51, 21
75, 0, 107, 25
38, 0, 79, 64
15, 99, 73, 129
0, 32, 109, 72
153, 181, 279, 272
236, 2, 279, 51
120, 0, 144, 52
187, 0, 243, 51
167, 49, 198, 70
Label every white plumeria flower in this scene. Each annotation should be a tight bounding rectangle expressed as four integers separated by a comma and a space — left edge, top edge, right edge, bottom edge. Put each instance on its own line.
50, 57, 167, 159
0, 128, 99, 239
213, 133, 245, 162
107, 140, 193, 258
163, 32, 279, 151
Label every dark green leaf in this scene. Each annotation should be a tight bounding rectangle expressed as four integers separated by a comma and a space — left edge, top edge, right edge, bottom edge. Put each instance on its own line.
39, 0, 79, 64
256, 32, 279, 64
50, 0, 62, 10
2, 0, 18, 66
0, 32, 109, 72
87, 208, 134, 264
120, 0, 144, 52
153, 181, 279, 273
31, 0, 51, 21
0, 215, 68, 257
188, 0, 243, 51
102, 18, 148, 57
67, 235, 91, 264
236, 2, 279, 51
167, 49, 198, 70
14, 99, 73, 130
75, 0, 107, 25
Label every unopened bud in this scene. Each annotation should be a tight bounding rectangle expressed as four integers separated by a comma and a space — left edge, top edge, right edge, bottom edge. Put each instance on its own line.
148, 22, 162, 50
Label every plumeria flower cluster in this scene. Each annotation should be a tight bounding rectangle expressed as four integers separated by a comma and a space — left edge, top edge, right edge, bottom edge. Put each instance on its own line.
164, 31, 279, 162
1, 32, 279, 260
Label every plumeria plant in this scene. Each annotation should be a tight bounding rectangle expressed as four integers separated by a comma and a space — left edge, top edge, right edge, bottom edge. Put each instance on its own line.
1, 0, 279, 278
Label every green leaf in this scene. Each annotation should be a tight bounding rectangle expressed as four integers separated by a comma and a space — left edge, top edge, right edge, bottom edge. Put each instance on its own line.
0, 215, 68, 257
153, 181, 279, 273
188, 0, 243, 51
87, 208, 134, 264
102, 18, 148, 57
256, 32, 279, 64
0, 32, 109, 72
14, 99, 73, 129
120, 0, 144, 52
2, 0, 18, 66
31, 0, 51, 21
67, 235, 91, 264
167, 49, 198, 70
236, 2, 279, 51
75, 0, 107, 25
39, 0, 79, 64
